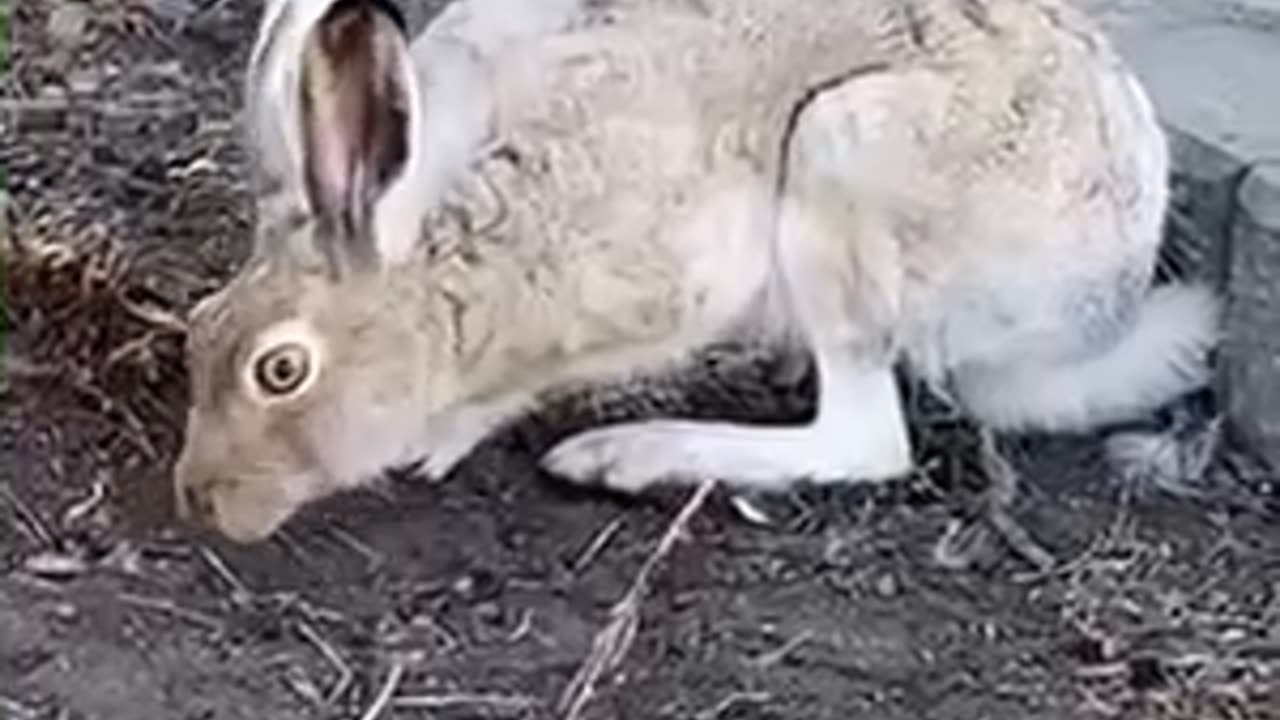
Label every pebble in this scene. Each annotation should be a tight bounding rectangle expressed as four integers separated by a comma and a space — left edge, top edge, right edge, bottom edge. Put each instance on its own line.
46, 3, 90, 49
51, 603, 79, 622
66, 68, 102, 96
23, 552, 88, 579
473, 601, 503, 623
874, 572, 899, 598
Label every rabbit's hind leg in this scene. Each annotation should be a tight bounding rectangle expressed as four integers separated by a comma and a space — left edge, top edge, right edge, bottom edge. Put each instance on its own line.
539, 75, 920, 494
539, 343, 912, 493
538, 227, 913, 493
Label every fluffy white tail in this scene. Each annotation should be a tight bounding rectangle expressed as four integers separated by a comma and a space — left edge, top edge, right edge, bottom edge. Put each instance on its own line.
958, 283, 1221, 433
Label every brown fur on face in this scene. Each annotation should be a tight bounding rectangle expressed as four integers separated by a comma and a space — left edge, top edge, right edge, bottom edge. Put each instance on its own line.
174, 253, 434, 542
174, 0, 430, 542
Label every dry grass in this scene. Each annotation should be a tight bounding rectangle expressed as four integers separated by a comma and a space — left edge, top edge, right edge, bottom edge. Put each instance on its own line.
1053, 512, 1279, 720
4, 220, 191, 460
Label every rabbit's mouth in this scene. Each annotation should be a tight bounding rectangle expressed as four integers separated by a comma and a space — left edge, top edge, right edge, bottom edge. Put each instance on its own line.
210, 489, 296, 543
174, 460, 322, 544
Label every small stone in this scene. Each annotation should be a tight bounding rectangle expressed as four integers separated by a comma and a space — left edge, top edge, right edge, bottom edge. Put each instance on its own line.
451, 574, 474, 597
46, 3, 91, 48
728, 494, 773, 526
473, 601, 503, 624
874, 573, 899, 598
23, 552, 88, 579
51, 603, 79, 622
66, 69, 101, 96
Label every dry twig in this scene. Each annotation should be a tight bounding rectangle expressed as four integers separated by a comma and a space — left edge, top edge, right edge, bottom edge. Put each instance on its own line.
197, 545, 251, 598
358, 660, 405, 720
572, 515, 625, 574
8, 355, 159, 459
695, 691, 772, 720
935, 429, 1056, 572
558, 479, 717, 720
0, 696, 37, 720
62, 479, 108, 526
750, 630, 814, 668
393, 692, 538, 711
327, 525, 384, 568
2, 484, 55, 547
273, 528, 319, 569
118, 592, 222, 632
294, 617, 354, 705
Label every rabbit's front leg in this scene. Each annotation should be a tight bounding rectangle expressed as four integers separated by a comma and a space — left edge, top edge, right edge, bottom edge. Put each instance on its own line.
541, 347, 913, 492
420, 392, 533, 480
544, 67, 931, 493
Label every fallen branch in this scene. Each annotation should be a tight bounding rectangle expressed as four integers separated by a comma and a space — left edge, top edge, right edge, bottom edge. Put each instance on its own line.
393, 692, 538, 711
294, 617, 354, 705
558, 479, 717, 720
358, 661, 405, 720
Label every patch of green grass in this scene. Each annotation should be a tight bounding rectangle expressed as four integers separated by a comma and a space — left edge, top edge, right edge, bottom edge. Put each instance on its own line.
0, 1, 8, 73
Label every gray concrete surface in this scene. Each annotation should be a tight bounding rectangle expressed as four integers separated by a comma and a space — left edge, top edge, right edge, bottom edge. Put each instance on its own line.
1082, 0, 1280, 161
1225, 162, 1280, 465
1082, 0, 1280, 468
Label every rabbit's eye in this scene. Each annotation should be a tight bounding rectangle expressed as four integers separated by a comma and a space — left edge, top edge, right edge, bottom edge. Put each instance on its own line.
253, 343, 312, 396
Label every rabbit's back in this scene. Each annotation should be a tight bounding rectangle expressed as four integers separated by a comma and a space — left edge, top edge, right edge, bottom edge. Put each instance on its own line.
415, 0, 1167, 382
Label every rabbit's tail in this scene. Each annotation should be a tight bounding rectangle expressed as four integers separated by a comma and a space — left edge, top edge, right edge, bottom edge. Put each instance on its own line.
957, 283, 1221, 433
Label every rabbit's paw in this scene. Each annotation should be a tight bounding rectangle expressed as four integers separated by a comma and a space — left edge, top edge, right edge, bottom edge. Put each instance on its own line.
420, 396, 528, 480
421, 434, 481, 481
419, 417, 494, 480
541, 423, 695, 493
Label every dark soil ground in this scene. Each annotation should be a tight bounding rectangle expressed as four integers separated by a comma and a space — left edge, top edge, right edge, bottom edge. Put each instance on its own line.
3, 2, 1279, 719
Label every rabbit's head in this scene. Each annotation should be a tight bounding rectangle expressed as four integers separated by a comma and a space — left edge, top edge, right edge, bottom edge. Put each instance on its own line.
175, 0, 436, 542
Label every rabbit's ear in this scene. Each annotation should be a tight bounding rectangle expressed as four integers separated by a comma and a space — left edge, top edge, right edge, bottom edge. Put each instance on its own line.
244, 0, 343, 200
245, 0, 416, 270
299, 0, 412, 243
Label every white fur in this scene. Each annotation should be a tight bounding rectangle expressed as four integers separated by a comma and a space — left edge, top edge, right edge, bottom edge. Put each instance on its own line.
374, 37, 481, 262
421, 0, 587, 52
544, 358, 912, 490
417, 392, 534, 479
377, 0, 593, 261
954, 283, 1221, 433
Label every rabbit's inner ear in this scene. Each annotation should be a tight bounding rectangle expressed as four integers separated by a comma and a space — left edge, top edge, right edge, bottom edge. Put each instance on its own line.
298, 0, 410, 265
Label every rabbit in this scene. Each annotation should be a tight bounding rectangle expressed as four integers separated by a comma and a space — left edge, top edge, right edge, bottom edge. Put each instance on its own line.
174, 0, 1220, 543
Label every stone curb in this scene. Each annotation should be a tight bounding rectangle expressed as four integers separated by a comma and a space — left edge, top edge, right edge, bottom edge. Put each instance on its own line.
1165, 124, 1280, 469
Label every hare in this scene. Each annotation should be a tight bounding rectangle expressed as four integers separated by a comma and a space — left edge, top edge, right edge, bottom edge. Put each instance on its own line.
174, 0, 1219, 542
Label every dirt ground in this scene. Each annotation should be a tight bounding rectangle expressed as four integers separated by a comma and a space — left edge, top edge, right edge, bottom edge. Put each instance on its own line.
3, 2, 1279, 719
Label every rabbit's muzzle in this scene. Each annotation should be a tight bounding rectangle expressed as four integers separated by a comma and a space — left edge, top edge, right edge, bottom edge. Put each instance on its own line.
173, 447, 303, 544
175, 481, 211, 525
